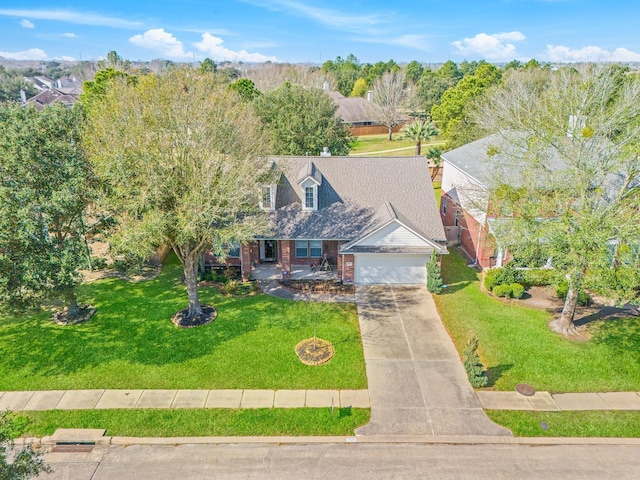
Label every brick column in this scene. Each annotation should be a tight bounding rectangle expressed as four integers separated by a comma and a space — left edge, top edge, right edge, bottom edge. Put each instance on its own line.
240, 244, 252, 281
280, 240, 291, 274
343, 254, 355, 284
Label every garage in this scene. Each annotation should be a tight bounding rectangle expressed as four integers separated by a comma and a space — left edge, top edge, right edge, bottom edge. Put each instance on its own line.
354, 253, 430, 284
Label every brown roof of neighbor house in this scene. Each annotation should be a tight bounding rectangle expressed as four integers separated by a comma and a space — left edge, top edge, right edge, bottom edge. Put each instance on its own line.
326, 91, 377, 124
23, 87, 79, 110
264, 156, 446, 245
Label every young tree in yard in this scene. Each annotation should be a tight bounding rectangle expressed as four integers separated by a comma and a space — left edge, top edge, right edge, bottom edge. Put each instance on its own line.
367, 71, 410, 140
84, 69, 277, 324
477, 65, 640, 335
0, 104, 95, 321
426, 147, 443, 181
0, 411, 51, 480
401, 120, 438, 155
254, 82, 352, 156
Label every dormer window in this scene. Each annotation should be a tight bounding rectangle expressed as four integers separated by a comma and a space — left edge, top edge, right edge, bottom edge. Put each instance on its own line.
260, 185, 276, 211
297, 161, 321, 211
304, 186, 315, 209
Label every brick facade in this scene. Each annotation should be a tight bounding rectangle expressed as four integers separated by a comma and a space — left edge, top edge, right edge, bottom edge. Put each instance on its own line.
338, 253, 355, 284
441, 193, 496, 268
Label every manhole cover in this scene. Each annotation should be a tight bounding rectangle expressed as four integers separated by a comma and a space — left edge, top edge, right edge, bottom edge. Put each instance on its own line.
515, 383, 536, 396
51, 444, 95, 453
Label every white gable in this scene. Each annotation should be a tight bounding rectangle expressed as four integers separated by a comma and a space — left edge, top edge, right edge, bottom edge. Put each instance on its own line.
358, 221, 430, 247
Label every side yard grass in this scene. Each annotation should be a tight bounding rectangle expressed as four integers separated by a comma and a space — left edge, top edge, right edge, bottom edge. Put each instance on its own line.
433, 250, 640, 392
0, 256, 367, 391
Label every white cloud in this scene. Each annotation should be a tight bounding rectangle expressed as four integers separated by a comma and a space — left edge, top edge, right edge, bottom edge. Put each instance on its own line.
194, 33, 277, 62
20, 19, 34, 28
544, 45, 640, 62
0, 8, 141, 28
243, 0, 386, 32
62, 32, 77, 38
59, 55, 76, 61
0, 48, 47, 60
452, 31, 526, 60
130, 29, 192, 59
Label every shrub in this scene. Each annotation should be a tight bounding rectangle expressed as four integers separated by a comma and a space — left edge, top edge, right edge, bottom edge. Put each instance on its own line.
89, 256, 109, 270
521, 268, 556, 287
556, 282, 592, 306
221, 280, 240, 295
494, 262, 525, 286
463, 334, 488, 388
493, 284, 513, 298
426, 254, 443, 294
484, 269, 499, 291
510, 283, 525, 299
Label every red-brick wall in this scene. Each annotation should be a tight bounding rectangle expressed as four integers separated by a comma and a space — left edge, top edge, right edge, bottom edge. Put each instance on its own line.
440, 193, 495, 268
340, 253, 354, 284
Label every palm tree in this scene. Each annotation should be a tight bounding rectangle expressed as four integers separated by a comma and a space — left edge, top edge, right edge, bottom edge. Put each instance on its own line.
401, 120, 438, 155
426, 147, 443, 180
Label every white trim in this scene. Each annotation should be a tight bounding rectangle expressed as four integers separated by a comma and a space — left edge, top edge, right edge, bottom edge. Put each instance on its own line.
342, 218, 443, 252
259, 184, 276, 211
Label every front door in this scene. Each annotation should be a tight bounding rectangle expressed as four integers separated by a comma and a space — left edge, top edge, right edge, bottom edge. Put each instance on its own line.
260, 240, 277, 262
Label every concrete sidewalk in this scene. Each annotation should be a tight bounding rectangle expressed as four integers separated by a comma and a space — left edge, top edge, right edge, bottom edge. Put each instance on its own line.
0, 389, 370, 411
477, 391, 640, 411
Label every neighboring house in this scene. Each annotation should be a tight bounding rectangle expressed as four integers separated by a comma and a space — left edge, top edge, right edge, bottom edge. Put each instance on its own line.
440, 134, 506, 269
325, 90, 405, 136
22, 76, 82, 109
212, 155, 446, 285
22, 87, 79, 110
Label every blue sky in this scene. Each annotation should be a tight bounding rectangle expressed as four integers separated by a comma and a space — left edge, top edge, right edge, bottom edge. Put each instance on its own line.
1, 1, 640, 64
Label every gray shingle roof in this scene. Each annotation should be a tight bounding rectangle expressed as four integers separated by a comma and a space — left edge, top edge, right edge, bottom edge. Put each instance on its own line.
263, 156, 446, 243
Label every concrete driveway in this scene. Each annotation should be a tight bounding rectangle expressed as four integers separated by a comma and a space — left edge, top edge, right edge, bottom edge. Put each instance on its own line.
354, 285, 510, 437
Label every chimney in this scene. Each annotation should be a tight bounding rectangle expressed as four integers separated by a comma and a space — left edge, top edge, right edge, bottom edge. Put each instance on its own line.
20, 90, 26, 104
366, 90, 373, 102
320, 147, 331, 157
57, 79, 62, 88
323, 80, 329, 91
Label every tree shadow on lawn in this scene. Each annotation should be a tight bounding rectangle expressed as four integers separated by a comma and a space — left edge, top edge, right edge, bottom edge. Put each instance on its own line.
0, 263, 334, 384
588, 317, 640, 362
485, 363, 514, 388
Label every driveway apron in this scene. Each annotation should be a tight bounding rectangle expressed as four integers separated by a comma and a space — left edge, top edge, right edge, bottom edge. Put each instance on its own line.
355, 285, 510, 436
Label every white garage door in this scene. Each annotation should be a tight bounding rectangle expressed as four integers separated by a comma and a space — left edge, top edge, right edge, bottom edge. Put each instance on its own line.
354, 254, 429, 284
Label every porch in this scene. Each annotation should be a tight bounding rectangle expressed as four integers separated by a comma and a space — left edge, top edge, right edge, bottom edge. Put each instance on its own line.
250, 263, 338, 281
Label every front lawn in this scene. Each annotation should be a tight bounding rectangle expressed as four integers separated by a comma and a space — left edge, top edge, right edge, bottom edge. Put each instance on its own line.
433, 250, 640, 392
486, 410, 640, 438
0, 256, 366, 391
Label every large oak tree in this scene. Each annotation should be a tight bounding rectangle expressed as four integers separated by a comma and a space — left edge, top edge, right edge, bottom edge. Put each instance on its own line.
84, 68, 277, 322
477, 65, 640, 335
0, 103, 94, 320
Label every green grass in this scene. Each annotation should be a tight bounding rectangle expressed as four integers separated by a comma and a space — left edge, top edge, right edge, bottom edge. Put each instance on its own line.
486, 410, 640, 437
433, 182, 441, 208
0, 256, 366, 391
433, 250, 640, 392
349, 134, 444, 156
18, 408, 370, 437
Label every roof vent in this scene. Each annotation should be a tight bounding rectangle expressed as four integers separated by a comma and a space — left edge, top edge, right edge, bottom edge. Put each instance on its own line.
320, 147, 331, 157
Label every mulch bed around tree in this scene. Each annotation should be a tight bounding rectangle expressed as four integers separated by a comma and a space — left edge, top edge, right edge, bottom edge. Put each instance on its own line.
53, 305, 96, 326
172, 305, 217, 328
295, 338, 335, 365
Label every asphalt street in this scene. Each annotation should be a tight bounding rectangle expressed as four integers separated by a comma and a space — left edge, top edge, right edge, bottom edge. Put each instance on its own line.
40, 442, 640, 480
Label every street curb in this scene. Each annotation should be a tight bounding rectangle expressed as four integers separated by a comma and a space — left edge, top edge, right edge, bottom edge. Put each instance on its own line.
35, 434, 640, 447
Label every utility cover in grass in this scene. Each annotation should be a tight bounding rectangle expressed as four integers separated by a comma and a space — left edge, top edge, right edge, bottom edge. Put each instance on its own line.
295, 338, 334, 365
172, 305, 217, 328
